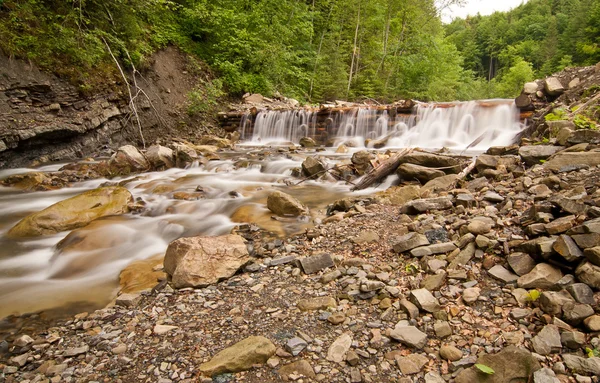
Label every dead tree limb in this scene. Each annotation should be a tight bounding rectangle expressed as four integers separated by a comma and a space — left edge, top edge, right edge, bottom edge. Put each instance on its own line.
352, 148, 413, 191
102, 37, 146, 148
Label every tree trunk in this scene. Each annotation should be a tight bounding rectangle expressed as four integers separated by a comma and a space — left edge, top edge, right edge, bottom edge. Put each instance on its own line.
352, 148, 413, 191
347, 2, 361, 99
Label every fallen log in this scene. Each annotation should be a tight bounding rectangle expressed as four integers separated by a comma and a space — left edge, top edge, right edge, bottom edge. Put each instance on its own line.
352, 148, 413, 191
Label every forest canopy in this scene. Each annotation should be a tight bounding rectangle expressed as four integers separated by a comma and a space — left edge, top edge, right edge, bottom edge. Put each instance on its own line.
0, 0, 599, 103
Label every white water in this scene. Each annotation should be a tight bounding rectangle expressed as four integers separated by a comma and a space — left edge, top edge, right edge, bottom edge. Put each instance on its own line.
243, 100, 524, 150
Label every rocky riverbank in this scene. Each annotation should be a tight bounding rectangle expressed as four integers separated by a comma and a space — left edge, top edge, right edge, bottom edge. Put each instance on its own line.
1, 121, 600, 383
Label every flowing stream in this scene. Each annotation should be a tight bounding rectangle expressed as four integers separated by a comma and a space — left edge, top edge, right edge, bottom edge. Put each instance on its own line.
0, 101, 525, 321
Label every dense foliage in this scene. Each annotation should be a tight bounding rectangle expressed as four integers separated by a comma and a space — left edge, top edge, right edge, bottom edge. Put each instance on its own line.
0, 0, 598, 102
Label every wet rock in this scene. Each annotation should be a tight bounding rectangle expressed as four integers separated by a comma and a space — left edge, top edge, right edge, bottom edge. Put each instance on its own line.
396, 353, 428, 374
199, 336, 276, 376
173, 143, 198, 167
299, 253, 334, 274
519, 145, 564, 166
108, 145, 150, 175
278, 360, 316, 380
553, 235, 584, 262
390, 326, 427, 349
198, 135, 232, 148
326, 333, 352, 363
164, 234, 250, 288
8, 186, 132, 237
562, 355, 600, 376
351, 151, 374, 175
410, 288, 440, 312
396, 163, 445, 183
302, 156, 326, 178
398, 152, 462, 171
575, 261, 600, 289
508, 253, 536, 276
454, 346, 541, 383
267, 191, 308, 216
401, 196, 453, 214
297, 296, 336, 311
543, 152, 600, 172
517, 263, 563, 289
392, 232, 430, 253
531, 325, 562, 355
146, 145, 175, 169
299, 137, 316, 148
1, 172, 53, 191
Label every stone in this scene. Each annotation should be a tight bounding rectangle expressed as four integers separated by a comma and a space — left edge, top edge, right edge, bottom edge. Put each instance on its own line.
153, 324, 178, 335
278, 360, 316, 380
562, 302, 595, 325
545, 77, 565, 96
425, 372, 446, 383
422, 174, 459, 193
392, 232, 430, 253
8, 186, 132, 237
539, 291, 574, 316
434, 321, 452, 338
421, 271, 446, 291
583, 218, 600, 233
164, 234, 250, 288
455, 193, 476, 208
346, 351, 360, 366
410, 288, 440, 312
572, 234, 600, 249
562, 355, 600, 376
302, 157, 326, 178
467, 220, 492, 235
396, 353, 428, 375
352, 230, 380, 244
454, 346, 541, 383
533, 368, 561, 383
543, 152, 600, 172
529, 184, 553, 198
566, 283, 595, 305
583, 315, 600, 331
440, 345, 463, 361
489, 265, 519, 283
524, 82, 539, 94
561, 331, 586, 349
297, 296, 336, 311
351, 151, 374, 175
396, 163, 445, 183
267, 191, 308, 216
448, 242, 476, 269
483, 191, 505, 203
575, 261, 600, 289
462, 287, 480, 304
327, 312, 346, 325
401, 196, 453, 214
517, 263, 563, 289
13, 335, 33, 348
508, 252, 537, 276
361, 280, 386, 292
399, 299, 420, 319
584, 246, 600, 266
64, 345, 89, 357
173, 143, 198, 167
10, 353, 30, 367
109, 145, 150, 175
553, 235, 584, 262
519, 145, 564, 166
286, 337, 308, 356
398, 152, 462, 170
567, 129, 600, 145
199, 336, 276, 376
299, 137, 316, 148
511, 308, 531, 320
326, 333, 352, 363
115, 293, 142, 307
299, 253, 334, 274
146, 145, 175, 169
390, 326, 427, 349
531, 325, 562, 355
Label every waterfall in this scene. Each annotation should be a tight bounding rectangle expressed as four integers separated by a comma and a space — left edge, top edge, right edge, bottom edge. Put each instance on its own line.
241, 100, 524, 150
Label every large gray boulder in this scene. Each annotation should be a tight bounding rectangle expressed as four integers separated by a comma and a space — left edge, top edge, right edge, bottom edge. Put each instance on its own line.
545, 77, 565, 96
108, 145, 150, 175
164, 235, 250, 288
146, 145, 175, 169
543, 151, 600, 172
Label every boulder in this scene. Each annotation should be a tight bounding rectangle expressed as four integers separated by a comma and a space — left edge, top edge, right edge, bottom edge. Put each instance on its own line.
108, 145, 150, 175
519, 146, 564, 166
396, 163, 445, 184
1, 172, 53, 191
8, 186, 132, 237
146, 145, 175, 169
398, 152, 462, 173
517, 263, 563, 289
392, 232, 430, 254
351, 151, 374, 175
421, 174, 459, 194
508, 253, 536, 276
575, 261, 600, 289
523, 82, 539, 94
267, 191, 308, 216
543, 152, 600, 172
562, 355, 600, 376
164, 235, 250, 288
299, 137, 316, 148
302, 156, 326, 178
545, 77, 565, 96
567, 129, 600, 145
199, 336, 276, 376
278, 360, 316, 380
401, 196, 453, 214
173, 143, 199, 168
553, 235, 584, 262
454, 346, 540, 383
297, 296, 336, 311
198, 135, 232, 148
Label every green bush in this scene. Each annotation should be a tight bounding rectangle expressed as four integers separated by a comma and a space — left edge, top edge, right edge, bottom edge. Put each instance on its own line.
187, 78, 225, 116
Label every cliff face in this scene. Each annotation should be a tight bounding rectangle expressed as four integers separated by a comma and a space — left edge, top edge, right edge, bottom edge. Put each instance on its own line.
0, 47, 211, 169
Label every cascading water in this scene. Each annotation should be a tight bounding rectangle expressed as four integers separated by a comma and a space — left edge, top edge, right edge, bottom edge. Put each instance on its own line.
243, 100, 524, 151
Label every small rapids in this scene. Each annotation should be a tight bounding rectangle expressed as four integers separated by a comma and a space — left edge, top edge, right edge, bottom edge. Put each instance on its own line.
0, 150, 356, 320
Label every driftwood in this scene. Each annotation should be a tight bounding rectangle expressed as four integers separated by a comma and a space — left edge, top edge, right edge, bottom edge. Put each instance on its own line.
352, 148, 413, 191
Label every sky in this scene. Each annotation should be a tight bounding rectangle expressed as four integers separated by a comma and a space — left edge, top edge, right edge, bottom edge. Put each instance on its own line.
442, 0, 528, 23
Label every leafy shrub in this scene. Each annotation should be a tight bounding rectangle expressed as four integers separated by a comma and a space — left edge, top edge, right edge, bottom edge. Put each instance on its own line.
187, 78, 225, 116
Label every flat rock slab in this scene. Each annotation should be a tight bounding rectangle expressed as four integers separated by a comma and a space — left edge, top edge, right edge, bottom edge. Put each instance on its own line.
410, 288, 441, 312
390, 325, 427, 349
401, 196, 453, 214
299, 253, 334, 274
393, 232, 430, 254
517, 263, 563, 289
488, 265, 518, 283
562, 355, 600, 376
297, 296, 336, 311
454, 346, 541, 383
278, 360, 316, 380
199, 336, 276, 376
326, 333, 353, 363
